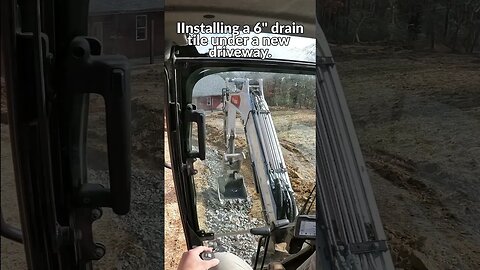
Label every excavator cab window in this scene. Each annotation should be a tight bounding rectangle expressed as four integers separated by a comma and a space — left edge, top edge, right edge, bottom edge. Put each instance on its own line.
189, 71, 317, 264
164, 34, 318, 267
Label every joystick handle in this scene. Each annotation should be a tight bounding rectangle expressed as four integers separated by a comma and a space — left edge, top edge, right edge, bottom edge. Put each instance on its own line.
200, 251, 215, 261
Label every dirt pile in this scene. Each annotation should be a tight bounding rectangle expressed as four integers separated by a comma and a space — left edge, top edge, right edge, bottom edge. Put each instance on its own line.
337, 51, 480, 269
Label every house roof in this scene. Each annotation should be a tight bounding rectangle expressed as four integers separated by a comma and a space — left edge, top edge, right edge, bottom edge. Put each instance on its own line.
89, 0, 164, 14
192, 75, 226, 97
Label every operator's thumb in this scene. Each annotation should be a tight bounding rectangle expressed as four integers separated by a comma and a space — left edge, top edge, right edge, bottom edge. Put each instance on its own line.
204, 258, 220, 269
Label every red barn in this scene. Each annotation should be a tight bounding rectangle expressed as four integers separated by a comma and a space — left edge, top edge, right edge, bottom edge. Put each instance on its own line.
192, 75, 226, 111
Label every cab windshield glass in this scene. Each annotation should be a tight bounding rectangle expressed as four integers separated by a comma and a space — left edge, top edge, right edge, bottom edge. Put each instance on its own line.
190, 71, 316, 263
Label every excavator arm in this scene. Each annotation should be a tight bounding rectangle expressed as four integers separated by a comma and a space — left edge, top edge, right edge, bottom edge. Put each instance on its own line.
221, 78, 298, 226
220, 77, 318, 266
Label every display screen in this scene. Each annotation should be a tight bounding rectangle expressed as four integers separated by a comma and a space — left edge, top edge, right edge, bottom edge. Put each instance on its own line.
298, 220, 316, 237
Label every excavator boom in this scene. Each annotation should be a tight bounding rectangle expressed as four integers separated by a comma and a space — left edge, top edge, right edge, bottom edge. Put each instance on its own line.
221, 78, 298, 226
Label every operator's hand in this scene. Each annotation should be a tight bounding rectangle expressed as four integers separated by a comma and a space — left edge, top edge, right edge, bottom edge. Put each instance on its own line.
177, 246, 220, 270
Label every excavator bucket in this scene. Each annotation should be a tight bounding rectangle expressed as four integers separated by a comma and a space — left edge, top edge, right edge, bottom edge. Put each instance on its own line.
217, 153, 248, 202
218, 170, 248, 201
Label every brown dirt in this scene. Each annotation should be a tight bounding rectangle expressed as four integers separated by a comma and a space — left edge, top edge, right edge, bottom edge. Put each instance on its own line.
202, 109, 315, 219
1, 123, 28, 269
203, 122, 265, 221
201, 110, 316, 211
1, 69, 27, 269
4, 47, 478, 270
336, 48, 480, 269
164, 133, 187, 270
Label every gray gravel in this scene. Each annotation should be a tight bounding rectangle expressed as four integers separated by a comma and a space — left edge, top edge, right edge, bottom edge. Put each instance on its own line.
89, 168, 164, 270
200, 148, 265, 265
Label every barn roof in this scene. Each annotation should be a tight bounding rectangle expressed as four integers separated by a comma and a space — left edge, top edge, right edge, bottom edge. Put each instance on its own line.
89, 0, 164, 14
193, 75, 226, 97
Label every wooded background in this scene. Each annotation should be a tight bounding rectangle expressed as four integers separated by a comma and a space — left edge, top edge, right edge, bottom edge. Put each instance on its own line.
318, 0, 480, 53
219, 72, 316, 109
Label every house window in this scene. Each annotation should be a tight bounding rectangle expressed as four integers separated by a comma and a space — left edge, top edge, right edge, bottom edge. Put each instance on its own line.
136, 15, 147, 41
206, 97, 212, 106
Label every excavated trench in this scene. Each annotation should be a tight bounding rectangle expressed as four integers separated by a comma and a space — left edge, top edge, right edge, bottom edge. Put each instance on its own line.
196, 147, 264, 264
191, 110, 316, 266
